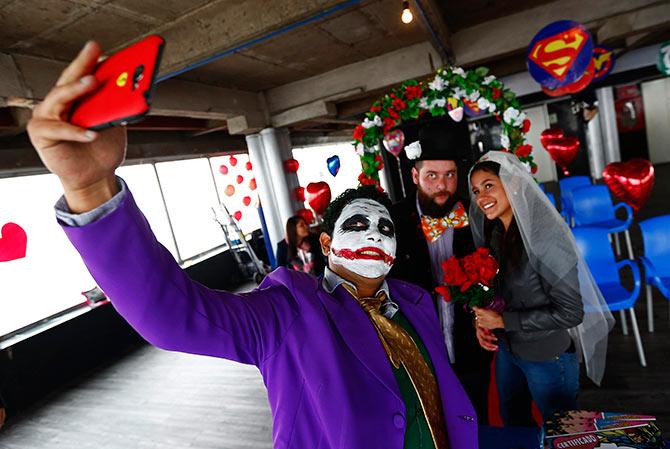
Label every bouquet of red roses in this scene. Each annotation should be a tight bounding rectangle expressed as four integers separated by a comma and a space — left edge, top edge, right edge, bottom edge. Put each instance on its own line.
435, 247, 504, 312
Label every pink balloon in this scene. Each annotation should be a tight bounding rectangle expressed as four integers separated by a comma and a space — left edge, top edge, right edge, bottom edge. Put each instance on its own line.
383, 129, 405, 158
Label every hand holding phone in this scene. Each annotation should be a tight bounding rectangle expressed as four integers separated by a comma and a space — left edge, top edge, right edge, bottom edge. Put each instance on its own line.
69, 35, 165, 130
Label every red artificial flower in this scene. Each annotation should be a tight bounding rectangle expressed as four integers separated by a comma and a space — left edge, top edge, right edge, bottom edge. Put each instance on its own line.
374, 154, 384, 170
383, 117, 397, 133
516, 144, 533, 158
442, 257, 468, 288
522, 119, 531, 133
492, 88, 502, 100
370, 104, 381, 113
387, 108, 400, 120
353, 125, 366, 141
435, 285, 451, 302
494, 114, 502, 122
358, 173, 377, 186
392, 98, 407, 111
531, 165, 538, 174
405, 85, 423, 100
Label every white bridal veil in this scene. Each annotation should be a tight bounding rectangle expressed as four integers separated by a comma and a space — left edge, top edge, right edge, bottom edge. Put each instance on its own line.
468, 150, 614, 386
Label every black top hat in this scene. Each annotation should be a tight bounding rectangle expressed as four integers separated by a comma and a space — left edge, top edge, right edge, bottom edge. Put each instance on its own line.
414, 118, 470, 163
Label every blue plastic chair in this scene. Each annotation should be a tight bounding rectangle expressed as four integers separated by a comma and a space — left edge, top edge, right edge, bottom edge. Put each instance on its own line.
559, 176, 591, 223
571, 185, 635, 259
639, 215, 670, 333
572, 227, 646, 367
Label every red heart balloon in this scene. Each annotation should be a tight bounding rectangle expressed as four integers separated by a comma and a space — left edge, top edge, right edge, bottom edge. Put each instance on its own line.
294, 186, 305, 202
540, 128, 580, 175
306, 182, 332, 216
283, 159, 300, 173
233, 211, 243, 221
242, 196, 252, 207
245, 161, 253, 171
219, 165, 228, 175
229, 155, 238, 166
0, 222, 27, 262
248, 178, 257, 191
296, 208, 314, 225
236, 175, 244, 184
603, 159, 655, 212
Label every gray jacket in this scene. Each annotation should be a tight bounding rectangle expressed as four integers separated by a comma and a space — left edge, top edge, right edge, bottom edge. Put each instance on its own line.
490, 224, 584, 361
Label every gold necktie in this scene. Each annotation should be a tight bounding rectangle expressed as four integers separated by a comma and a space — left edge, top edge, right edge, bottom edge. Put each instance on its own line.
343, 285, 449, 449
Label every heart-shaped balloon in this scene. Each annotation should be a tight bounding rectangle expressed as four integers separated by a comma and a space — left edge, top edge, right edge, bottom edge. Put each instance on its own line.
0, 222, 27, 262
296, 208, 314, 225
224, 184, 236, 197
245, 161, 253, 171
283, 159, 300, 173
327, 155, 340, 177
219, 165, 228, 175
306, 182, 332, 216
229, 155, 238, 166
249, 178, 257, 191
242, 196, 252, 207
294, 186, 305, 202
603, 159, 655, 212
540, 128, 580, 175
233, 211, 243, 221
448, 107, 464, 122
383, 129, 405, 158
236, 175, 244, 184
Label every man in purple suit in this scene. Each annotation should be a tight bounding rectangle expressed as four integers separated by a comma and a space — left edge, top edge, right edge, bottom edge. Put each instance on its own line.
27, 41, 477, 449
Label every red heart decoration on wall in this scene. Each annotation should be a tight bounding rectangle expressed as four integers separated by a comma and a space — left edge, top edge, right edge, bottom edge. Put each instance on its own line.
603, 158, 655, 212
236, 175, 244, 184
296, 208, 314, 225
248, 178, 257, 191
229, 155, 238, 166
224, 185, 235, 197
242, 196, 252, 206
283, 159, 300, 173
245, 161, 253, 171
0, 222, 27, 262
219, 165, 228, 175
294, 186, 305, 202
306, 182, 332, 216
540, 128, 580, 175
233, 211, 243, 221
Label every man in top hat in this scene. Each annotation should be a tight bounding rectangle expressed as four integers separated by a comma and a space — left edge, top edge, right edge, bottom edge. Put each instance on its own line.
390, 119, 493, 424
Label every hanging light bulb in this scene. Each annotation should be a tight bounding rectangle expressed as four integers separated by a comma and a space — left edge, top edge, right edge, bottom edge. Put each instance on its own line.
401, 0, 413, 24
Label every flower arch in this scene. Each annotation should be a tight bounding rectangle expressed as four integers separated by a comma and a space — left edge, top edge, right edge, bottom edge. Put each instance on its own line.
352, 66, 534, 186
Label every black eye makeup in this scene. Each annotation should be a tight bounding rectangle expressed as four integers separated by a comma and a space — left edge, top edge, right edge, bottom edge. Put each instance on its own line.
378, 217, 395, 237
341, 214, 370, 232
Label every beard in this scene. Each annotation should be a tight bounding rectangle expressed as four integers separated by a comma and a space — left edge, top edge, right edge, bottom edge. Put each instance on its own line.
417, 187, 458, 217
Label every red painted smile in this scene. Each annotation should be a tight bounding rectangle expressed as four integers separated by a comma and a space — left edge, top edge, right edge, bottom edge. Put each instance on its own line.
332, 247, 395, 265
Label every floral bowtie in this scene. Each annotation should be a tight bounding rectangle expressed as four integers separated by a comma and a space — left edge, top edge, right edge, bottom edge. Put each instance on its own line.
420, 201, 469, 242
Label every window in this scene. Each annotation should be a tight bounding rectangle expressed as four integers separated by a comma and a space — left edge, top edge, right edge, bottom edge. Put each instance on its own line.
0, 174, 96, 336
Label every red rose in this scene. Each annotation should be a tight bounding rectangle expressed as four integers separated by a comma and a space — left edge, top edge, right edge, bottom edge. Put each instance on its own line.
405, 85, 423, 100
492, 88, 502, 100
374, 154, 384, 170
353, 125, 365, 141
383, 117, 397, 133
522, 119, 531, 133
392, 98, 407, 111
515, 144, 533, 158
435, 285, 451, 302
442, 257, 467, 287
387, 108, 400, 120
370, 105, 381, 113
531, 165, 538, 174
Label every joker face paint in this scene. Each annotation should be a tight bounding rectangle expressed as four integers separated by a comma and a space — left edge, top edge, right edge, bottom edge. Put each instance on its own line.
329, 199, 396, 279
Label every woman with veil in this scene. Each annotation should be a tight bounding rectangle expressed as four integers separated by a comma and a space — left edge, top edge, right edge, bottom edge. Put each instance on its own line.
467, 150, 613, 426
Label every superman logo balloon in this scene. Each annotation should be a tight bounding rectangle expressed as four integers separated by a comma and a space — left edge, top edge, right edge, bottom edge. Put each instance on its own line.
592, 46, 616, 82
527, 20, 593, 89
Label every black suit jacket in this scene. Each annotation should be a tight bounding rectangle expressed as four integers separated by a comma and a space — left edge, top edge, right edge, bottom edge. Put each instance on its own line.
390, 193, 493, 371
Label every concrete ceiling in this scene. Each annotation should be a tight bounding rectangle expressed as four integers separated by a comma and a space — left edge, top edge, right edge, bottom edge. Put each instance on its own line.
1, 0, 670, 166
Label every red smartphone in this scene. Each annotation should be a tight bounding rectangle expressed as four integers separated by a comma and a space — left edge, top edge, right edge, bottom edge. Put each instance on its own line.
69, 35, 165, 130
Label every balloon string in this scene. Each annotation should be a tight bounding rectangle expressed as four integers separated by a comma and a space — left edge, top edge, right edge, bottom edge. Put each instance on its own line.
396, 156, 406, 197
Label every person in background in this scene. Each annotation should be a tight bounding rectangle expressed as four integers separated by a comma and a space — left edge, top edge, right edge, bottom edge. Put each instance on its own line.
468, 150, 613, 426
391, 121, 493, 424
275, 215, 325, 276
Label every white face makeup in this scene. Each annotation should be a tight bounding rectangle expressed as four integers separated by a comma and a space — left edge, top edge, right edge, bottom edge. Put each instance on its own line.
329, 199, 396, 279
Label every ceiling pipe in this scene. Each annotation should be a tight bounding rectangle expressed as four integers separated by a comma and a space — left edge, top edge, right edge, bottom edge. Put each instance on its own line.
413, 0, 451, 65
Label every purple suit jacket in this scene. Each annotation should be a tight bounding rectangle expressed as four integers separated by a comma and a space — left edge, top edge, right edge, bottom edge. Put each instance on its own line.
62, 191, 478, 449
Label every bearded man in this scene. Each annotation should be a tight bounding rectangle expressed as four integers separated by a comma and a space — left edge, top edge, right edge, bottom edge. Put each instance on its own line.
390, 121, 493, 425
27, 41, 477, 449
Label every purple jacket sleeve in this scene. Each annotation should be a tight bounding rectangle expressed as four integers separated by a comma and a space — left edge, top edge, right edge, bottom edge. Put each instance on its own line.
60, 189, 299, 366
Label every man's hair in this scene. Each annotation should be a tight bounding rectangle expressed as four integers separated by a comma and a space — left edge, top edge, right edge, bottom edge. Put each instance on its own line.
321, 185, 392, 236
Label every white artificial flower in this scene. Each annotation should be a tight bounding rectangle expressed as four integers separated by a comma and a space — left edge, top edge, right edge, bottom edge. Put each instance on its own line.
452, 67, 466, 78
430, 98, 447, 109
405, 141, 422, 160
488, 102, 497, 113
453, 87, 466, 99
419, 97, 430, 110
362, 115, 382, 129
355, 143, 365, 156
429, 75, 447, 91
500, 133, 510, 149
515, 111, 527, 127
365, 144, 379, 154
468, 90, 481, 102
477, 97, 490, 110
483, 75, 496, 85
503, 107, 520, 125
